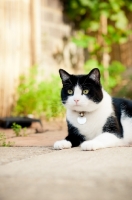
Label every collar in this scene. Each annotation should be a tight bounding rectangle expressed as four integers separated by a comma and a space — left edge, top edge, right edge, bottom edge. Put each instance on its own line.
73, 110, 85, 117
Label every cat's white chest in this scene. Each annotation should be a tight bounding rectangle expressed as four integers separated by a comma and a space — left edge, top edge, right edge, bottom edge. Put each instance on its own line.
66, 106, 112, 140
67, 110, 97, 139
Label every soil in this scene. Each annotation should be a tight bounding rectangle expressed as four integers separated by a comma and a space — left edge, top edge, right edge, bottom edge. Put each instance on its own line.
0, 119, 67, 147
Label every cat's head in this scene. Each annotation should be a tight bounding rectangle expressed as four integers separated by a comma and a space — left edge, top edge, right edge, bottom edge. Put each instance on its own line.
59, 68, 103, 112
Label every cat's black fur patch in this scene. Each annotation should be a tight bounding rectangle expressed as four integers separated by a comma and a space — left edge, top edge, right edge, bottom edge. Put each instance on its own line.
61, 74, 103, 104
65, 121, 86, 147
105, 97, 132, 138
113, 97, 132, 118
102, 116, 123, 138
112, 97, 124, 137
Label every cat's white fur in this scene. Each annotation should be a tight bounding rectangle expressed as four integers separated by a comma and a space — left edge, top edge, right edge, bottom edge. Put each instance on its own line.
54, 85, 132, 150
54, 140, 72, 150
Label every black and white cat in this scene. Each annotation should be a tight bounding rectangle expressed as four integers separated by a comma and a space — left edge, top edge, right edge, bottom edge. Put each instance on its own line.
54, 68, 132, 151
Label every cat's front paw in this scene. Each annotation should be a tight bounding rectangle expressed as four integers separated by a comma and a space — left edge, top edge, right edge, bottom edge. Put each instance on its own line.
81, 140, 104, 151
54, 140, 72, 150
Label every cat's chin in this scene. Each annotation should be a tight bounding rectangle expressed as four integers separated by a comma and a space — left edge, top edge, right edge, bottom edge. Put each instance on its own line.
71, 106, 86, 112
64, 104, 89, 111
66, 103, 101, 113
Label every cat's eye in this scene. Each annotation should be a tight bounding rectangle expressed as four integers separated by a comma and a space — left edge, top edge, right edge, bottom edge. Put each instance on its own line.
67, 90, 73, 94
83, 89, 89, 94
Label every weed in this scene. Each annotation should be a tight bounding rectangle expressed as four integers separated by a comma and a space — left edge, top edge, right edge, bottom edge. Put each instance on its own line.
11, 123, 29, 137
22, 127, 28, 137
0, 132, 15, 147
12, 67, 65, 119
11, 123, 22, 137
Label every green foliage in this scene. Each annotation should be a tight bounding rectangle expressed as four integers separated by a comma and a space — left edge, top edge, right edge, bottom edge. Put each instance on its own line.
13, 67, 64, 119
72, 32, 100, 53
60, 0, 132, 93
0, 132, 15, 147
11, 123, 22, 137
61, 0, 132, 32
84, 59, 125, 92
61, 0, 132, 50
11, 123, 29, 137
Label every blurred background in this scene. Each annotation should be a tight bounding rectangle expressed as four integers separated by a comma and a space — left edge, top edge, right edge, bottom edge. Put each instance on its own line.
0, 0, 132, 120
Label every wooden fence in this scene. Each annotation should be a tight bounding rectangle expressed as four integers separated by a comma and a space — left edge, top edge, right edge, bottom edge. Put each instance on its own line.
0, 0, 40, 117
0, 0, 132, 117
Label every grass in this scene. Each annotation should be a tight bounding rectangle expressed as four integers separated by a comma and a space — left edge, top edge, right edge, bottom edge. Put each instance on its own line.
11, 123, 28, 137
12, 67, 65, 120
11, 123, 22, 137
0, 132, 15, 147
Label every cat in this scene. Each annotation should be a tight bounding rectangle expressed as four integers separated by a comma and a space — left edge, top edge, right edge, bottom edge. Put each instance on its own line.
54, 68, 132, 151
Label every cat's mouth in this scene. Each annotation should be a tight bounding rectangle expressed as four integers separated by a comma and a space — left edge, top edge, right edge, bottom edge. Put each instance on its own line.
73, 104, 83, 108
73, 103, 80, 106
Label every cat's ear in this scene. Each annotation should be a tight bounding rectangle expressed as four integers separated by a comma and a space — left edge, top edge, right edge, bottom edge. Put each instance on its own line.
89, 68, 100, 84
59, 69, 71, 82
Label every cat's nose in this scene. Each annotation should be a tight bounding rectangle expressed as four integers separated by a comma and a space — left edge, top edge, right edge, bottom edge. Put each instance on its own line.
74, 99, 79, 104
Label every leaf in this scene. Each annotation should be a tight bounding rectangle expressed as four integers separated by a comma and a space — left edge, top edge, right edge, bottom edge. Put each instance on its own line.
78, 0, 94, 8
72, 32, 96, 48
84, 59, 101, 72
110, 11, 128, 30
89, 21, 99, 31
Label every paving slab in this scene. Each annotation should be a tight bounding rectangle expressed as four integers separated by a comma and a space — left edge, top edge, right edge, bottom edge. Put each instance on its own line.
5, 130, 67, 147
0, 147, 132, 200
0, 147, 53, 165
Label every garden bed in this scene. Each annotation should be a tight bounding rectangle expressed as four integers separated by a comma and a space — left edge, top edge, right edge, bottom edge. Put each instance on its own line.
0, 120, 67, 147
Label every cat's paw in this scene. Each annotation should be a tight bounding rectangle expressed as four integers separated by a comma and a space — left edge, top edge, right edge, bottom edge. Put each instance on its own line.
54, 140, 72, 150
81, 140, 104, 151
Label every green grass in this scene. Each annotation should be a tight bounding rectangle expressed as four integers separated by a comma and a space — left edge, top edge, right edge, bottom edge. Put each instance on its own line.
0, 132, 15, 147
12, 67, 65, 119
11, 123, 22, 137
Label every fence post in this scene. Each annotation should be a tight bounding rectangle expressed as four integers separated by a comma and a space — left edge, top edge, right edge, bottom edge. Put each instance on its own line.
30, 0, 41, 66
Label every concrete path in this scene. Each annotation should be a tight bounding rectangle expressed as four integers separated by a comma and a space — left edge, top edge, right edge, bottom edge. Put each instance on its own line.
0, 147, 132, 200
